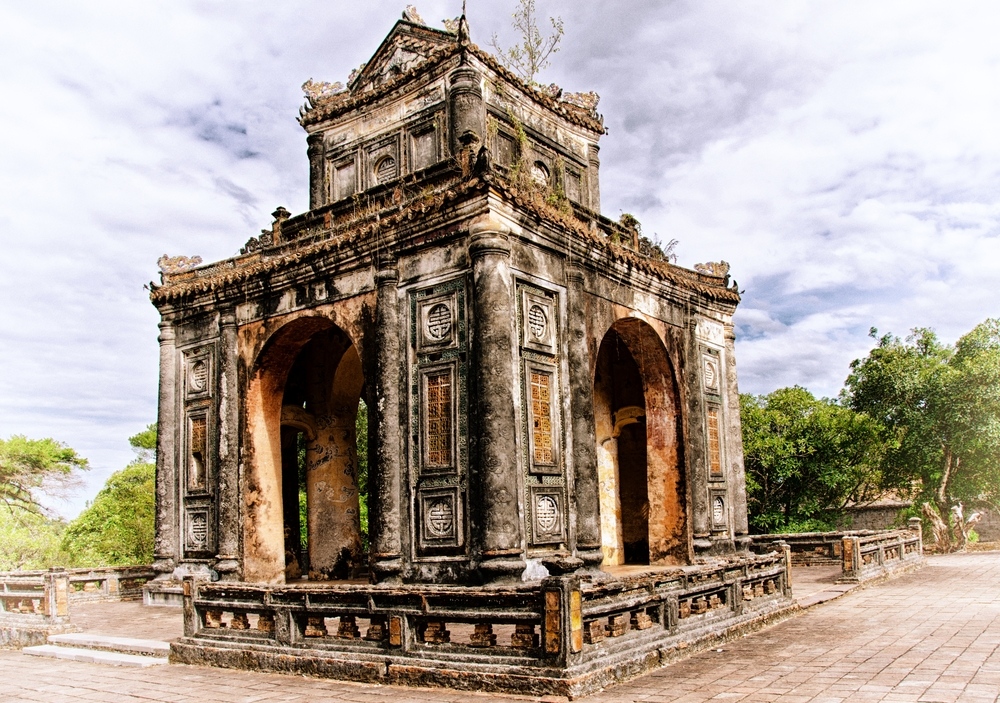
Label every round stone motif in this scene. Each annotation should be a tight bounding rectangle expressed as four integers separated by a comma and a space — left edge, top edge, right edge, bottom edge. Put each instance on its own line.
536, 495, 559, 532
527, 304, 547, 340
426, 303, 452, 341
189, 513, 208, 548
713, 496, 725, 524
426, 500, 454, 536
704, 358, 718, 389
189, 360, 208, 392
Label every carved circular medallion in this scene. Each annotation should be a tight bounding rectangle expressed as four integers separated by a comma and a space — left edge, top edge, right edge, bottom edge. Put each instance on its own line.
189, 360, 208, 392
426, 303, 452, 341
527, 304, 547, 340
375, 155, 397, 184
426, 500, 454, 537
703, 357, 718, 390
531, 161, 549, 185
536, 495, 559, 532
189, 513, 208, 548
712, 496, 725, 524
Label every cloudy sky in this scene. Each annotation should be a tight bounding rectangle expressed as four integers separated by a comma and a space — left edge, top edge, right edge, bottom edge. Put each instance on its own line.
1, 1, 997, 516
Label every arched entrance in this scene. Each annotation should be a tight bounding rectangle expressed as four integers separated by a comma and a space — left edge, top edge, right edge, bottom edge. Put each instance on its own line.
244, 317, 368, 583
593, 318, 687, 566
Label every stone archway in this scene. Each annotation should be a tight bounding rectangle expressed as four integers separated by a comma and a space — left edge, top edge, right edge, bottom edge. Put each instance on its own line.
593, 318, 687, 566
244, 317, 367, 583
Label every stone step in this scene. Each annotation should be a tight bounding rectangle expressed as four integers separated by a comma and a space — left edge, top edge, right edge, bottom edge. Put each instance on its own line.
47, 633, 171, 658
23, 644, 169, 667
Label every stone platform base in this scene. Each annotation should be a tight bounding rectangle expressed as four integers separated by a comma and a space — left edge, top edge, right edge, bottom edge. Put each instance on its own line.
171, 600, 796, 698
0, 614, 78, 649
170, 552, 792, 698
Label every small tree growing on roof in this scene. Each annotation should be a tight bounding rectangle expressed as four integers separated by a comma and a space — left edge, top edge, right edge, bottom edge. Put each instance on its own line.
489, 0, 564, 85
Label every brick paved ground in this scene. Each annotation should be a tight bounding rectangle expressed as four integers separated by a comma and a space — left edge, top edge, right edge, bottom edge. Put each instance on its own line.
1, 552, 997, 703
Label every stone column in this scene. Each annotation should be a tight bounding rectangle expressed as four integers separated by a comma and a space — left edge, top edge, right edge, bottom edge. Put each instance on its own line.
566, 268, 603, 569
215, 309, 241, 578
371, 267, 404, 582
153, 320, 178, 578
307, 133, 325, 211
469, 223, 525, 582
587, 144, 601, 213
448, 63, 485, 159
724, 324, 749, 536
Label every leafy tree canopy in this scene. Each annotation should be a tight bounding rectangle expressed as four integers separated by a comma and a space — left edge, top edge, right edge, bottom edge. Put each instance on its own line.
843, 319, 1000, 547
0, 435, 88, 514
61, 461, 155, 566
741, 386, 892, 533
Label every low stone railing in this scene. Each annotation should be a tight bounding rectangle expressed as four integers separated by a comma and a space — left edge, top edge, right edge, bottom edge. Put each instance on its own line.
0, 565, 155, 605
0, 569, 73, 647
749, 522, 923, 584
0, 565, 156, 648
174, 552, 791, 697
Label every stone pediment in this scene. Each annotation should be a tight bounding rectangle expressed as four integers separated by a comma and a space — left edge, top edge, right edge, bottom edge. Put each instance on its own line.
348, 17, 456, 94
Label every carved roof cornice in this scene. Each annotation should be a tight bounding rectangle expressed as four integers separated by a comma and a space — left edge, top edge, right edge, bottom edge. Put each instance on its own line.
150, 171, 736, 308
299, 43, 605, 135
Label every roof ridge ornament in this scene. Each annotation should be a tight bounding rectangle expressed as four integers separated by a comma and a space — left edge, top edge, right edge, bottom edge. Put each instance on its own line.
402, 5, 425, 25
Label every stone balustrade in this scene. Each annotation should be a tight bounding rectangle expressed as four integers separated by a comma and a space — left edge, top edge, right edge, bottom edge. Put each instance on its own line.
173, 552, 791, 697
749, 524, 923, 584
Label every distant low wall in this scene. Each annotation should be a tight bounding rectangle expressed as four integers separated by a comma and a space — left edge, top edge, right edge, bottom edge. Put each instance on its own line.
0, 565, 155, 648
748, 524, 923, 584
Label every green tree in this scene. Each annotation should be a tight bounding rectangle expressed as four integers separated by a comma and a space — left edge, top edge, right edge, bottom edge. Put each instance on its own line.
0, 507, 69, 571
741, 387, 892, 533
61, 425, 157, 566
489, 0, 564, 84
844, 320, 1000, 550
0, 435, 88, 513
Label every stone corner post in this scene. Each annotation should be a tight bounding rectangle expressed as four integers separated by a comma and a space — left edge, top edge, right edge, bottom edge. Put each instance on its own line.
306, 132, 325, 211
215, 308, 241, 579
153, 319, 178, 578
469, 222, 525, 583
182, 576, 199, 637
565, 267, 603, 570
371, 265, 404, 583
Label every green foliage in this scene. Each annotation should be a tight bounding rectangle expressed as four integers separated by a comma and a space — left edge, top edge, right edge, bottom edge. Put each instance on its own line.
356, 399, 369, 550
61, 462, 155, 566
741, 387, 892, 533
0, 506, 70, 570
0, 435, 88, 513
128, 423, 157, 463
843, 320, 1000, 518
489, 0, 564, 84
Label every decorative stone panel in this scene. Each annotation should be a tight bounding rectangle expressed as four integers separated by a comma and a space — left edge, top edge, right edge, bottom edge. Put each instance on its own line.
702, 351, 721, 394
710, 490, 728, 531
524, 360, 561, 475
186, 410, 211, 492
331, 157, 357, 201
416, 290, 459, 353
706, 404, 723, 480
184, 506, 213, 554
520, 289, 557, 354
530, 486, 565, 545
408, 115, 441, 172
418, 362, 458, 474
183, 348, 213, 401
365, 134, 401, 188
418, 486, 463, 550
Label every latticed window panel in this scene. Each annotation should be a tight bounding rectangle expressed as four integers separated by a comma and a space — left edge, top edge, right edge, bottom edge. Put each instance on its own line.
530, 370, 554, 465
707, 407, 722, 476
425, 371, 453, 466
189, 415, 207, 489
